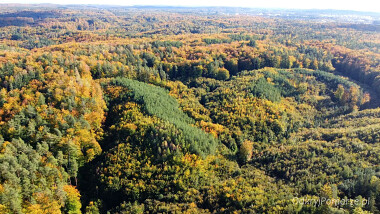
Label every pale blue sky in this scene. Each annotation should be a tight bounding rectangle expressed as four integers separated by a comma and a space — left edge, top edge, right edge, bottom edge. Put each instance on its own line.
1, 0, 379, 13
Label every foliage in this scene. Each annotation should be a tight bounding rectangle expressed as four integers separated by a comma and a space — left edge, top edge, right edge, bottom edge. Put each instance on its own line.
106, 78, 217, 157
0, 5, 379, 214
250, 77, 282, 102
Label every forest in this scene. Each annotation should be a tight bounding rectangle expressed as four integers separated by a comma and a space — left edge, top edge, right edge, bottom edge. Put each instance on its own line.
0, 4, 380, 213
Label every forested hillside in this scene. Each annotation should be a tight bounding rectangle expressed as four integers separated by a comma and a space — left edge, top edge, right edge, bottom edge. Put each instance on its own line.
0, 5, 380, 213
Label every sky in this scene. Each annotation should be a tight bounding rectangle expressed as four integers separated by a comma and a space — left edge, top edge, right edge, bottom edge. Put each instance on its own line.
1, 0, 379, 13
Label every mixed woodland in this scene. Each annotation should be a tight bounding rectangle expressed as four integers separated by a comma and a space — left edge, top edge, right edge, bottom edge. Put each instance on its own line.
0, 5, 380, 213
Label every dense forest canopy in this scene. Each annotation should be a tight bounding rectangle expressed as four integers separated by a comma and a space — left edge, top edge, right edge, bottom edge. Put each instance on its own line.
0, 4, 380, 213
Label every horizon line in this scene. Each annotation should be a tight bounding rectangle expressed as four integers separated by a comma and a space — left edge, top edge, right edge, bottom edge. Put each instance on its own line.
0, 3, 379, 14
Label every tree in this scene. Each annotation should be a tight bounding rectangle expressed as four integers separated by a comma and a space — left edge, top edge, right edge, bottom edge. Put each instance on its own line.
361, 93, 371, 105
216, 68, 230, 80
334, 84, 345, 103
248, 39, 256, 47
348, 86, 359, 112
63, 185, 82, 214
239, 140, 254, 163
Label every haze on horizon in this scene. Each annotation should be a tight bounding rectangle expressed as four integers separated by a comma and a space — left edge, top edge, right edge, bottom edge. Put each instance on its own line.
1, 0, 379, 13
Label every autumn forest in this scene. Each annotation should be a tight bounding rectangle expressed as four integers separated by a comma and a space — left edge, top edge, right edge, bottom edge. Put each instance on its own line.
0, 4, 380, 214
